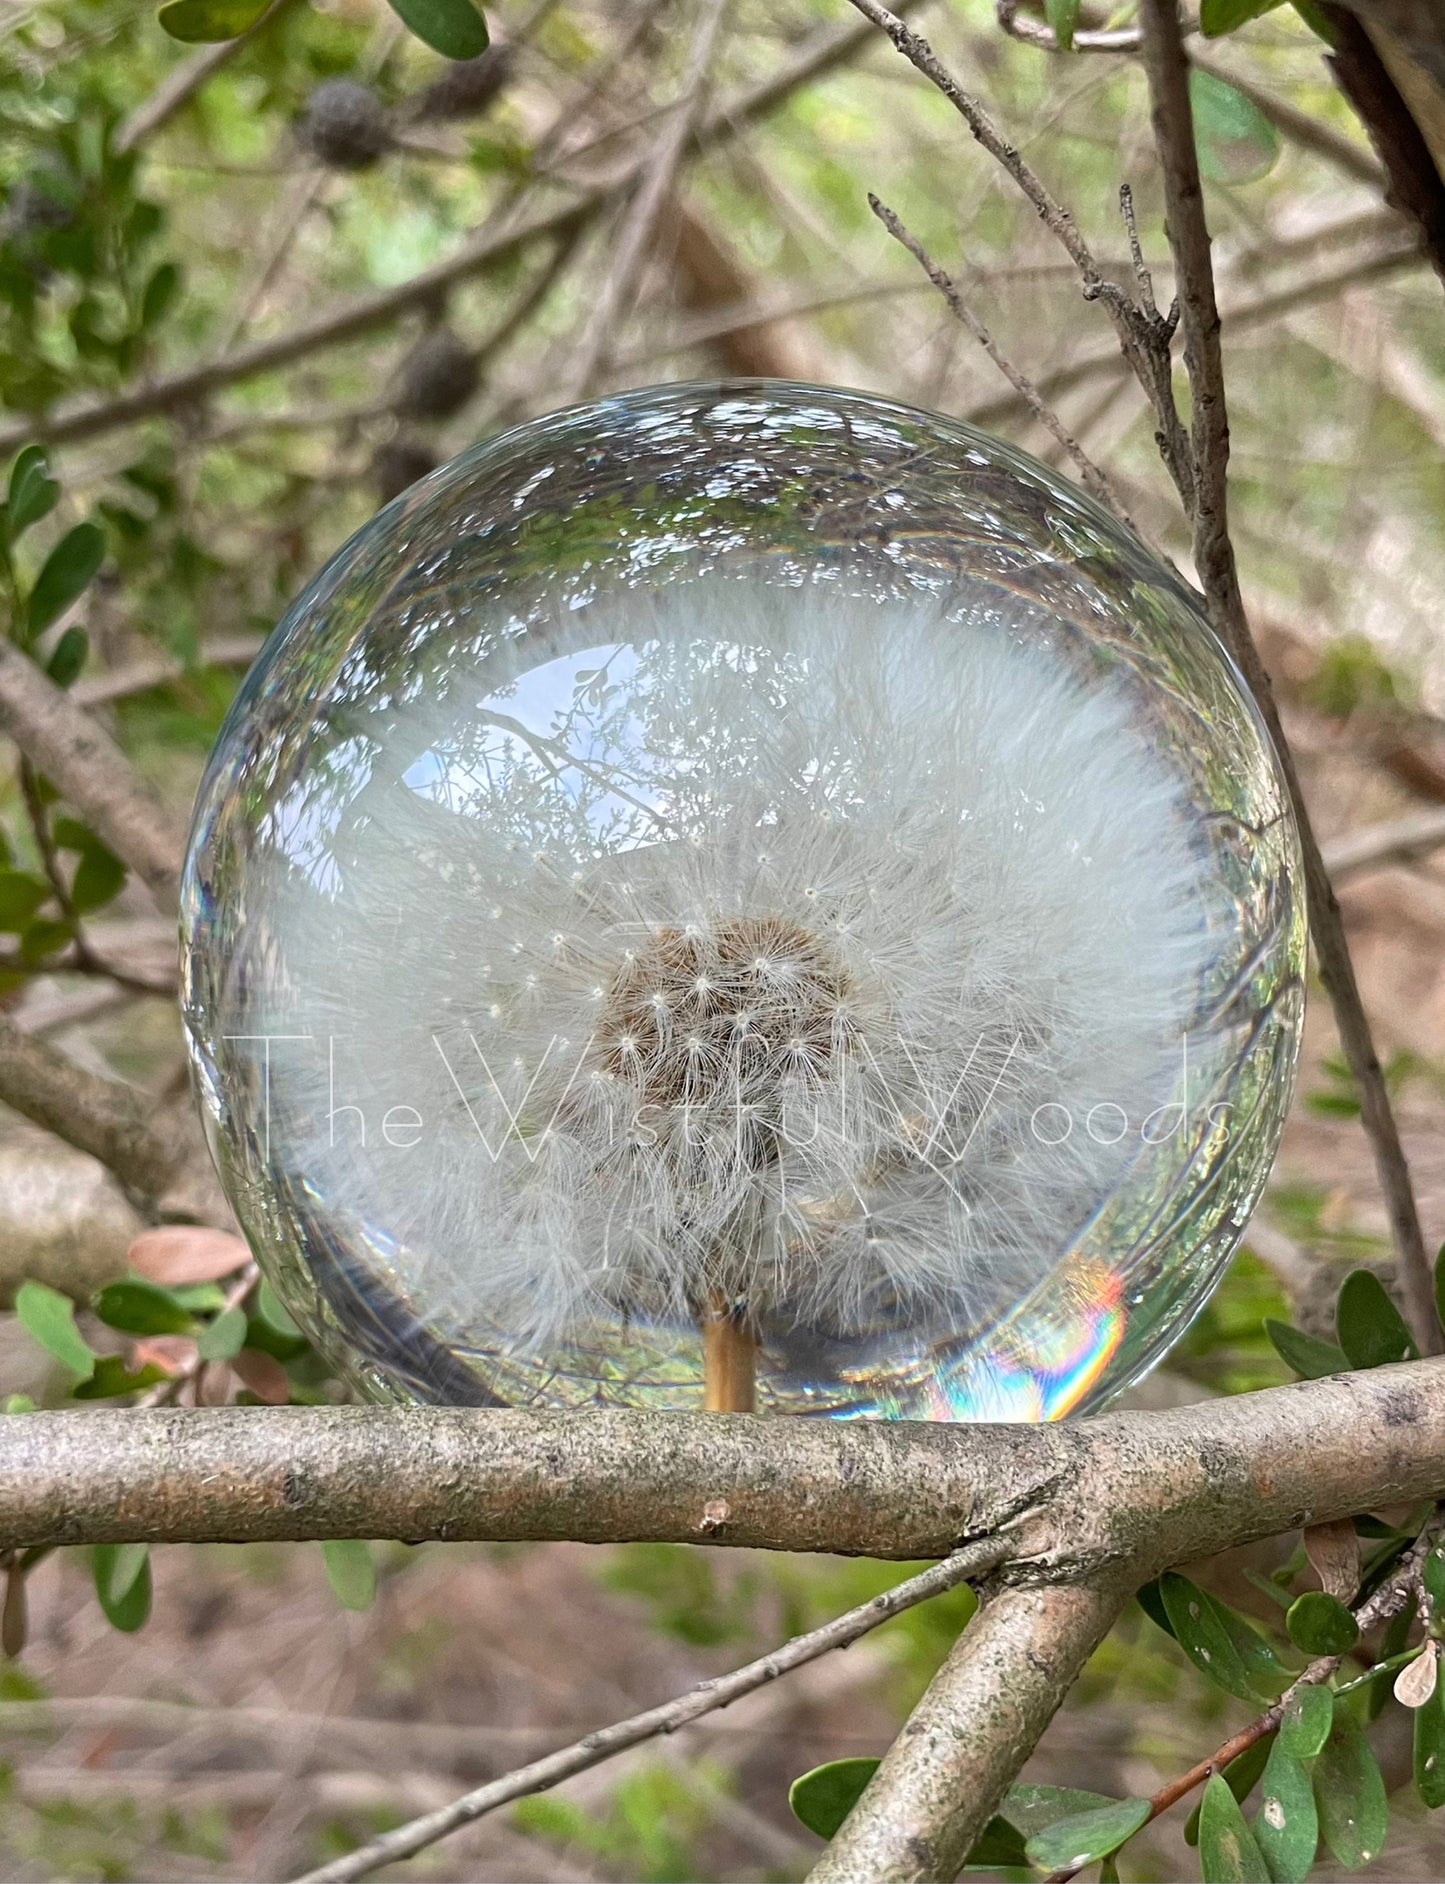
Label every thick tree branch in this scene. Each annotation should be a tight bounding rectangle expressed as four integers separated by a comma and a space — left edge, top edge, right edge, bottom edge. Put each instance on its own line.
291, 1540, 1007, 1884
0, 1015, 194, 1214
0, 637, 186, 911
806, 1578, 1132, 1884
1135, 0, 1442, 1357
3, 1362, 1444, 1557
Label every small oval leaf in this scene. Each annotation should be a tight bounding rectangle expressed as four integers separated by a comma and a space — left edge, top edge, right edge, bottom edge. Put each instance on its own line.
322, 1538, 376, 1612
1395, 1645, 1439, 1711
789, 1758, 879, 1839
1314, 1711, 1388, 1868
197, 1304, 248, 1363
1254, 1738, 1317, 1884
127, 1226, 250, 1285
1286, 1591, 1359, 1658
93, 1279, 198, 1337
1162, 1573, 1291, 1703
1279, 1683, 1333, 1759
26, 521, 104, 637
92, 1542, 151, 1632
1414, 1670, 1445, 1808
1336, 1268, 1419, 1370
14, 1279, 94, 1383
386, 0, 489, 60
156, 0, 270, 40
1022, 1796, 1151, 1873
1198, 1772, 1271, 1882
1264, 1319, 1347, 1381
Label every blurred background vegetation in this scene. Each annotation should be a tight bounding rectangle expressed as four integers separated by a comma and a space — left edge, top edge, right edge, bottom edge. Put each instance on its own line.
2, 0, 1445, 1876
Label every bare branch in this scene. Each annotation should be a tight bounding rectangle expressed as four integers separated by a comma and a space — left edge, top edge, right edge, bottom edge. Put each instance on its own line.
807, 1578, 1132, 1883
70, 634, 264, 708
0, 637, 187, 911
869, 193, 1132, 523
292, 1540, 1007, 1884
1135, 0, 1442, 1356
995, 0, 1147, 52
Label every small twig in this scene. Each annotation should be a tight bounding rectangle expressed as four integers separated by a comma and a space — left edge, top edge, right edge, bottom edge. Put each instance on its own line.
847, 0, 1196, 504
70, 634, 264, 708
1135, 0, 1442, 1356
0, 636, 186, 912
289, 1539, 1007, 1884
870, 193, 1132, 524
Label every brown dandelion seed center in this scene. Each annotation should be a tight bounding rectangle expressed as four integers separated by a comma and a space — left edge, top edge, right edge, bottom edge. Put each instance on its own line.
598, 914, 853, 1109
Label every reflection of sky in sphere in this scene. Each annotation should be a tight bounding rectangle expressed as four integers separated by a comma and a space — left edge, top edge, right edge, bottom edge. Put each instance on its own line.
181, 382, 1305, 1419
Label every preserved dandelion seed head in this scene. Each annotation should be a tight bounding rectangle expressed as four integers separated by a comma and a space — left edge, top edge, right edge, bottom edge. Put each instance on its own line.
182, 381, 1305, 1419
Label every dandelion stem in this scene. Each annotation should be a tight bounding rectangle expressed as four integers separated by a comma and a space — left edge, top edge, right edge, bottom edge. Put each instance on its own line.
701, 1292, 756, 1414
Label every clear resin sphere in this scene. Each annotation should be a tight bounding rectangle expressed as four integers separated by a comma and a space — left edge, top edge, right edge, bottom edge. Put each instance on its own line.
181, 381, 1304, 1420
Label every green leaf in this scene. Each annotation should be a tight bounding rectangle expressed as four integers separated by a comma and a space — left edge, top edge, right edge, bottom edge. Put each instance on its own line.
1023, 1796, 1150, 1873
1424, 1547, 1445, 1614
1286, 1591, 1359, 1658
1279, 1684, 1333, 1759
45, 624, 87, 688
0, 871, 49, 933
1045, 0, 1080, 51
19, 916, 71, 965
70, 842, 125, 914
790, 1758, 878, 1838
1186, 1737, 1274, 1846
196, 1304, 247, 1362
92, 1279, 197, 1337
1161, 1572, 1292, 1704
6, 447, 58, 539
1264, 1319, 1347, 1381
1433, 1242, 1445, 1345
3, 1394, 35, 1414
155, 0, 270, 40
1336, 1268, 1419, 1369
92, 1542, 151, 1631
1415, 1672, 1445, 1808
139, 261, 180, 331
26, 521, 104, 638
14, 1279, 94, 1383
1001, 1784, 1120, 1835
322, 1539, 376, 1612
72, 1354, 168, 1399
385, 0, 489, 60
1190, 70, 1280, 185
1137, 1578, 1175, 1637
1314, 1712, 1388, 1868
1200, 0, 1284, 33
1198, 1773, 1271, 1882
1254, 1739, 1317, 1883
